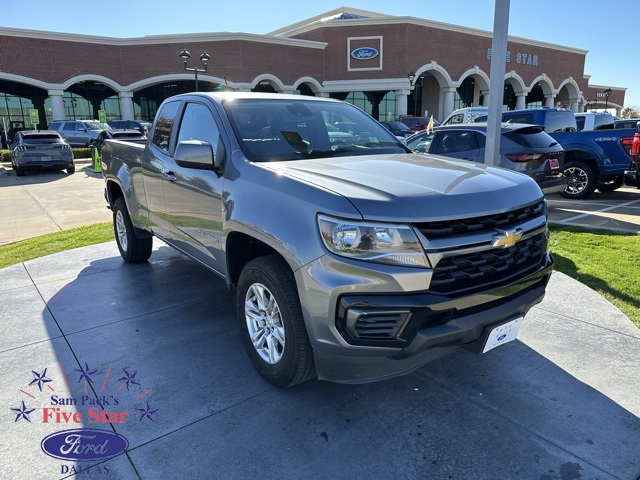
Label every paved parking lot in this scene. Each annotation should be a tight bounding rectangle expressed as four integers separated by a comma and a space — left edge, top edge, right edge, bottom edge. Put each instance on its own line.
1, 163, 639, 479
547, 187, 640, 233
0, 160, 111, 245
1, 242, 639, 479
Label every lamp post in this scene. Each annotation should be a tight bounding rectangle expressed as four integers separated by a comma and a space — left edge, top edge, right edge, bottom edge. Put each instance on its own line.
603, 88, 612, 112
407, 71, 425, 116
179, 49, 211, 92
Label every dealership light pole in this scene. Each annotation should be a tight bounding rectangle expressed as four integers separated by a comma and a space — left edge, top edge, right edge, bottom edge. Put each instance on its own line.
407, 71, 425, 117
179, 49, 211, 92
484, 0, 510, 167
603, 88, 612, 112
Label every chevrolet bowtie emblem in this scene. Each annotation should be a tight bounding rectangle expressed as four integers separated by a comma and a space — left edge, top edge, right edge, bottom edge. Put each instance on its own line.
492, 228, 523, 249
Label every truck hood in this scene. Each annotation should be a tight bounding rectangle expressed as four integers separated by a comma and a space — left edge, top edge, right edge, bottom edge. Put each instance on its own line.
260, 153, 543, 222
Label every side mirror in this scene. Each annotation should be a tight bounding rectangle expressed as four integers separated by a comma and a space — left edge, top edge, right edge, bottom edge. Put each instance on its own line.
174, 140, 219, 171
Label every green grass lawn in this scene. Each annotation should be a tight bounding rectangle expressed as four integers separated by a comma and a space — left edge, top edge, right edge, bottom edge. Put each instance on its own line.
0, 223, 113, 269
0, 222, 638, 327
548, 224, 640, 326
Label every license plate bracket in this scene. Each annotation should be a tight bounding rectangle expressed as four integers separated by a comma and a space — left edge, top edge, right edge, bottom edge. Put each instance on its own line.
482, 316, 523, 353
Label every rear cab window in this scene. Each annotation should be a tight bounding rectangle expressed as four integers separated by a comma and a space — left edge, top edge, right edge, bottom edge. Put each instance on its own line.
152, 101, 181, 153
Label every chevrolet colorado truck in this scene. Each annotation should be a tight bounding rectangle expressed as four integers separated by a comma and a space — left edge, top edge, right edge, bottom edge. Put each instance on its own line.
101, 92, 553, 387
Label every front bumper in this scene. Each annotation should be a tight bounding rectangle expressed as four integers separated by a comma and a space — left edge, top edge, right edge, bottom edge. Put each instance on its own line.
296, 252, 553, 384
624, 166, 639, 188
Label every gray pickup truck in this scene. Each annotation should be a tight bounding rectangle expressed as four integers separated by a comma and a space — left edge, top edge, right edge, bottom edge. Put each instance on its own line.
101, 92, 553, 387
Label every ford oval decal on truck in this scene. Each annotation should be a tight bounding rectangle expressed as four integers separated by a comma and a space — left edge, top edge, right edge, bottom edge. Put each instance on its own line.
41, 428, 129, 461
351, 47, 378, 60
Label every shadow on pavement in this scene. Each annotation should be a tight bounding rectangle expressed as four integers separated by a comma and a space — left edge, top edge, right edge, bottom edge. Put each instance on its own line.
3, 243, 639, 479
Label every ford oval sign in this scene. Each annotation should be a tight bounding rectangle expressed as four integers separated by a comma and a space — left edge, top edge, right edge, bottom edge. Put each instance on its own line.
41, 428, 129, 461
351, 47, 379, 60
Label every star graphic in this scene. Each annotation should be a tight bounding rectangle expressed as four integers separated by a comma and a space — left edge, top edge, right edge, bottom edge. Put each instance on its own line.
29, 368, 52, 391
136, 402, 158, 422
75, 362, 98, 384
11, 401, 36, 422
117, 369, 141, 391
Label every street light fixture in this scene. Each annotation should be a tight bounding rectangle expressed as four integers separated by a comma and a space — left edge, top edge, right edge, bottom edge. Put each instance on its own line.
408, 71, 425, 116
603, 88, 612, 112
179, 49, 211, 92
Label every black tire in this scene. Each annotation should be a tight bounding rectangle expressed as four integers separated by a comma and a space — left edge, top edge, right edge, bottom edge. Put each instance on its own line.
561, 161, 597, 199
236, 255, 315, 387
15, 167, 25, 177
112, 197, 152, 263
597, 175, 624, 192
67, 165, 75, 174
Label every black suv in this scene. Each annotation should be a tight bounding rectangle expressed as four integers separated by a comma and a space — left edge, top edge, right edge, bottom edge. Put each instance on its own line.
406, 123, 567, 194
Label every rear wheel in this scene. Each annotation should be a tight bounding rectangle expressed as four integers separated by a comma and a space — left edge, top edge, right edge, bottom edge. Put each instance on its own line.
67, 166, 75, 174
597, 175, 624, 192
561, 161, 597, 199
112, 197, 152, 263
236, 255, 315, 387
15, 167, 25, 177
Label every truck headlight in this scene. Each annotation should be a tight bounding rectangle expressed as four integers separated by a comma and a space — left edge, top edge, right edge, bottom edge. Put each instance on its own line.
317, 214, 430, 268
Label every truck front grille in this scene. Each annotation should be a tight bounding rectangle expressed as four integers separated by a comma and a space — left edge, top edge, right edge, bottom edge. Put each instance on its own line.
429, 232, 547, 296
413, 201, 545, 240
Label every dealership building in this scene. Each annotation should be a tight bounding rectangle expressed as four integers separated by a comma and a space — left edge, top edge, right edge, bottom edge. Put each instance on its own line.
0, 7, 626, 133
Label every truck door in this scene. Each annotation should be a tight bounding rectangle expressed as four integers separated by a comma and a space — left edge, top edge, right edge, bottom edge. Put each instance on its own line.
142, 100, 181, 238
161, 101, 226, 275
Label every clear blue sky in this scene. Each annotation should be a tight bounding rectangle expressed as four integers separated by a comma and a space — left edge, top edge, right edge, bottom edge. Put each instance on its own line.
4, 0, 638, 108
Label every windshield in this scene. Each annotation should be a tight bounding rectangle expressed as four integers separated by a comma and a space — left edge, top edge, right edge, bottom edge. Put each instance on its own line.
223, 98, 406, 161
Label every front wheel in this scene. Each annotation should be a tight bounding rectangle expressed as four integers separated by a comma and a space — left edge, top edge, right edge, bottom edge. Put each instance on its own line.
597, 175, 624, 192
236, 255, 315, 387
561, 161, 597, 199
112, 197, 152, 263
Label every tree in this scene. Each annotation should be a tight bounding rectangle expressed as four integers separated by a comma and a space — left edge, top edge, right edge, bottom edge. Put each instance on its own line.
620, 106, 640, 118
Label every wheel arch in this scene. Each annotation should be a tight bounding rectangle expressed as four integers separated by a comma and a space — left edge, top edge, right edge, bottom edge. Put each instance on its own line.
226, 231, 283, 289
563, 148, 600, 175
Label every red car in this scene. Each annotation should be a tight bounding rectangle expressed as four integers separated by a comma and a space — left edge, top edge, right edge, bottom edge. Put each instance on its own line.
398, 116, 440, 132
624, 121, 640, 188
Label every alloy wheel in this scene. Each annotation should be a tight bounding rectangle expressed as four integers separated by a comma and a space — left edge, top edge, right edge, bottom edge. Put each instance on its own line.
244, 283, 285, 364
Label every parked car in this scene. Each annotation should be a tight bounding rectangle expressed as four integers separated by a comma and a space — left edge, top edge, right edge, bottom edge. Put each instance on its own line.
108, 120, 150, 136
614, 118, 640, 130
574, 112, 614, 131
398, 116, 440, 131
473, 108, 634, 198
47, 120, 110, 147
406, 122, 567, 194
624, 122, 640, 188
379, 121, 413, 139
441, 107, 488, 126
10, 130, 74, 176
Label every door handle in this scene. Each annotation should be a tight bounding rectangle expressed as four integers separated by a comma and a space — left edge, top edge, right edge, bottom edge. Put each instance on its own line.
163, 171, 177, 182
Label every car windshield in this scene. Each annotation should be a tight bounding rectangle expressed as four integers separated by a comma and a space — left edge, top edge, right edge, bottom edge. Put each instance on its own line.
83, 121, 111, 131
406, 132, 434, 153
223, 98, 406, 161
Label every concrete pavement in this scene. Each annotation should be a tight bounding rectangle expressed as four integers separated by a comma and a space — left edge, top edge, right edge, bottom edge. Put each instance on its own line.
0, 241, 639, 479
0, 162, 639, 479
0, 160, 111, 245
